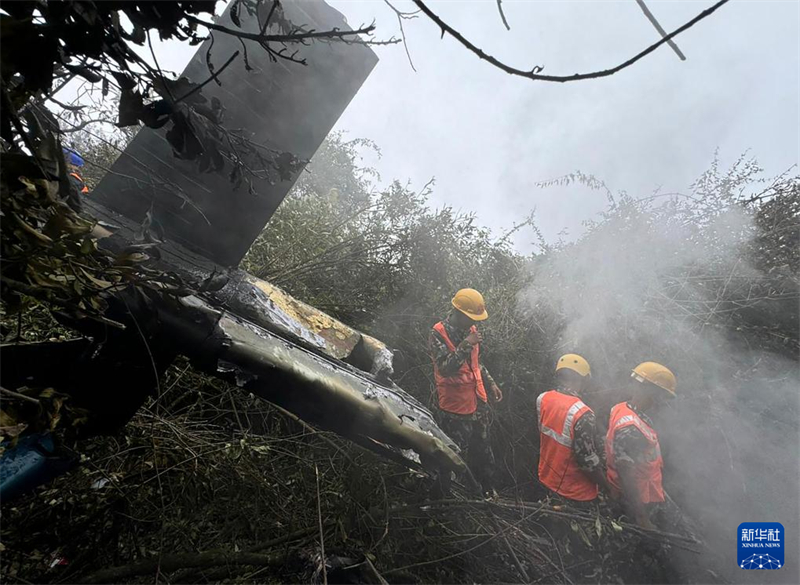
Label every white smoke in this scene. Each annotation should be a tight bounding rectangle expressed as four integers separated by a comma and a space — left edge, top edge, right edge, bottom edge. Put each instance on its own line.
518, 162, 799, 584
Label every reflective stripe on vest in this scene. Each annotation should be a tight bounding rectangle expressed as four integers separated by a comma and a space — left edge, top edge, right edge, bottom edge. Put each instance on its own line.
431, 321, 487, 415
605, 402, 665, 503
537, 392, 587, 448
536, 390, 599, 501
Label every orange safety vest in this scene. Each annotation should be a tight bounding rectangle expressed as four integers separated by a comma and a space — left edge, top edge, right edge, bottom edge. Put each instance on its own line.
431, 321, 487, 415
536, 390, 599, 501
606, 402, 665, 504
70, 172, 89, 194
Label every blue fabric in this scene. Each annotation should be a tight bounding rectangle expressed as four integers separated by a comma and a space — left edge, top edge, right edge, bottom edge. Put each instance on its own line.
0, 433, 76, 502
62, 147, 84, 167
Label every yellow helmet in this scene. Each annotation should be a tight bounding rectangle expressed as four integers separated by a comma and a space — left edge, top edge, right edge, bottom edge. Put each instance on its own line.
556, 354, 591, 378
632, 362, 676, 396
451, 288, 488, 321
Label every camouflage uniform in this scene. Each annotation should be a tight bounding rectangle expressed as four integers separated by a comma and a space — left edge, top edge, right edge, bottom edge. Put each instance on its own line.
428, 316, 498, 392
611, 403, 674, 523
558, 388, 603, 476
611, 401, 689, 583
429, 315, 498, 491
611, 402, 657, 472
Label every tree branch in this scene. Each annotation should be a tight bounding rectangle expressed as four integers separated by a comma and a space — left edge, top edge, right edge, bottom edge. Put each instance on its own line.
0, 277, 126, 329
55, 117, 114, 134
148, 29, 177, 101
411, 0, 730, 82
184, 14, 376, 44
47, 96, 86, 112
496, 0, 511, 31
315, 464, 328, 585
0, 386, 41, 405
260, 0, 280, 36
384, 0, 419, 72
175, 51, 240, 104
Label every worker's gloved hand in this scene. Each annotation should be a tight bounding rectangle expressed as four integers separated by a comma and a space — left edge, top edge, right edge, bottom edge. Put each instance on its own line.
465, 330, 482, 346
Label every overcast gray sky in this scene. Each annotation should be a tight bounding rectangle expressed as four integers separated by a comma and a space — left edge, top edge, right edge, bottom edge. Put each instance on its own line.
324, 0, 799, 249
64, 0, 799, 251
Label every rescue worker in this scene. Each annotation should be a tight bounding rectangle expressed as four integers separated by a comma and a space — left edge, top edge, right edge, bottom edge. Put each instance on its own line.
63, 147, 89, 195
429, 288, 503, 493
606, 362, 676, 530
536, 354, 609, 503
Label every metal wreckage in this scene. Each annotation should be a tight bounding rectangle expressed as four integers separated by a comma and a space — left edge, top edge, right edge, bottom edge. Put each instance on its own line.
0, 0, 465, 500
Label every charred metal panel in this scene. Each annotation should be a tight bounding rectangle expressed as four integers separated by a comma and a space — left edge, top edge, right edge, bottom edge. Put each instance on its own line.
165, 295, 463, 473
92, 1, 377, 266
84, 199, 394, 377
77, 199, 463, 474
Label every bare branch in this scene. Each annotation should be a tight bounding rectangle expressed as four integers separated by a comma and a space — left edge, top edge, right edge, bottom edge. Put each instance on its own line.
635, 0, 686, 61
83, 550, 290, 584
148, 30, 176, 102
56, 117, 114, 133
175, 51, 240, 103
411, 0, 730, 82
184, 14, 376, 44
47, 96, 85, 112
260, 0, 280, 35
315, 464, 328, 585
0, 386, 41, 405
384, 0, 418, 71
496, 0, 511, 31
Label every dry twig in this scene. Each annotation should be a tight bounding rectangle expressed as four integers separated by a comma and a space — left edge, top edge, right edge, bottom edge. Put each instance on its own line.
411, 0, 730, 82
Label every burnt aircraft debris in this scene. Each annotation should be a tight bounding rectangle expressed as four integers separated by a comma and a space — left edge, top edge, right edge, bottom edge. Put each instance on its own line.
1, 0, 465, 502
84, 198, 465, 476
92, 0, 379, 267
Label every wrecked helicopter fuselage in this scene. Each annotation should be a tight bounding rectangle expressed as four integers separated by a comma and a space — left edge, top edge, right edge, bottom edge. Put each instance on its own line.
0, 0, 465, 501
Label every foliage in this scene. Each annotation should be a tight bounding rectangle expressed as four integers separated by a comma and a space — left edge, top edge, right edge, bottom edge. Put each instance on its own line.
0, 0, 346, 185
0, 152, 190, 322
0, 387, 88, 454
63, 124, 135, 192
2, 3, 786, 582
0, 0, 370, 319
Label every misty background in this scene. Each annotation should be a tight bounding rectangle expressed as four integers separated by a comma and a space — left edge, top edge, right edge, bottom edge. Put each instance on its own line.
331, 0, 800, 248
62, 0, 799, 249
515, 166, 799, 583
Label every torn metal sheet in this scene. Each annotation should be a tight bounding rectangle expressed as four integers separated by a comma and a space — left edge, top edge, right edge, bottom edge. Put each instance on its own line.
86, 199, 395, 377
240, 279, 328, 350
80, 200, 463, 473
229, 275, 394, 378
149, 292, 463, 474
